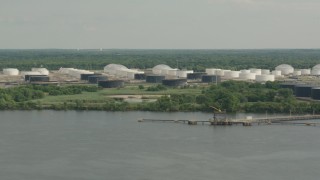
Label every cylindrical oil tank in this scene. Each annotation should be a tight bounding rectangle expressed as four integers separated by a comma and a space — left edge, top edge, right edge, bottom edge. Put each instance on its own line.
261, 69, 270, 75
81, 73, 96, 80
202, 75, 221, 83
239, 72, 256, 80
3, 68, 19, 75
98, 80, 124, 88
215, 70, 230, 76
250, 68, 262, 75
28, 75, 50, 82
275, 64, 294, 75
168, 69, 178, 76
311, 69, 320, 75
146, 75, 165, 83
134, 74, 146, 80
177, 70, 193, 78
272, 70, 282, 76
25, 74, 47, 81
21, 71, 41, 77
280, 84, 296, 94
293, 70, 301, 76
301, 69, 311, 75
205, 68, 217, 75
32, 68, 49, 75
88, 75, 108, 84
162, 79, 187, 87
187, 72, 207, 80
240, 70, 250, 73
224, 71, 240, 79
311, 87, 320, 100
255, 75, 275, 82
295, 85, 312, 97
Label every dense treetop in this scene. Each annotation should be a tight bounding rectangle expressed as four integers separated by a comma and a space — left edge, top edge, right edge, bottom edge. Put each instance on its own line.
0, 49, 319, 71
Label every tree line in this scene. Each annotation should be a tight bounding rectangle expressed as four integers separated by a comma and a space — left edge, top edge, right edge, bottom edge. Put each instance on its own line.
1, 49, 320, 71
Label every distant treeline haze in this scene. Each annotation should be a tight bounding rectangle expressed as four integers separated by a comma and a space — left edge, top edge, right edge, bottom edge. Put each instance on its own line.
0, 49, 319, 71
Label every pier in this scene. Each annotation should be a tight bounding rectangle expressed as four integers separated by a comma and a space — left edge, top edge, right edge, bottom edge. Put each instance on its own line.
138, 114, 320, 126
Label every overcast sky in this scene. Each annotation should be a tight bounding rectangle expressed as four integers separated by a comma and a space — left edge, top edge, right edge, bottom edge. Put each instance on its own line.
0, 0, 319, 49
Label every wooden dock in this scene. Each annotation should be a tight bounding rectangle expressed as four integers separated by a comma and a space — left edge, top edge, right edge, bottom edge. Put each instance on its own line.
138, 114, 320, 126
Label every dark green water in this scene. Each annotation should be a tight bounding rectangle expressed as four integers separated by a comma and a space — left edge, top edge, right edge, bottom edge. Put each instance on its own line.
0, 111, 320, 180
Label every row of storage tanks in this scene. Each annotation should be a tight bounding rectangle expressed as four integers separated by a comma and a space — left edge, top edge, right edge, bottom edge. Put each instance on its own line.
2, 68, 50, 76
280, 83, 320, 100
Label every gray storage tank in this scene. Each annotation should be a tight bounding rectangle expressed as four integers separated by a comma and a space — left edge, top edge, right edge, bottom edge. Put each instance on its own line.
27, 75, 50, 82
202, 75, 221, 83
88, 75, 108, 84
25, 74, 48, 81
146, 75, 165, 83
311, 87, 320, 100
134, 74, 146, 80
162, 79, 187, 87
98, 80, 124, 88
295, 85, 312, 97
187, 72, 207, 80
80, 74, 95, 81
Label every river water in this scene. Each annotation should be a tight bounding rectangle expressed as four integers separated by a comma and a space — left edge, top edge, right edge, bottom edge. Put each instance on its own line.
0, 111, 320, 180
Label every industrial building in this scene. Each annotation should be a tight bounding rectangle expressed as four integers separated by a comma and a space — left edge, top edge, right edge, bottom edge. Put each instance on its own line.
162, 79, 187, 87
98, 80, 124, 88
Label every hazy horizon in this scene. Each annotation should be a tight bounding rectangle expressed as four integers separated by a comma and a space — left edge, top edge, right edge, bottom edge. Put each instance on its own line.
1, 0, 319, 49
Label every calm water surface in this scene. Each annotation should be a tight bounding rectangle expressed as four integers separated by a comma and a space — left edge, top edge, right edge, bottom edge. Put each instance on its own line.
0, 111, 320, 180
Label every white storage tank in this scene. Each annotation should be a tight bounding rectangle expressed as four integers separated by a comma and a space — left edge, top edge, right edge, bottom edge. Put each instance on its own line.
177, 70, 193, 78
205, 68, 217, 75
224, 71, 240, 79
20, 71, 42, 76
312, 64, 320, 70
292, 70, 301, 76
275, 64, 294, 75
250, 68, 262, 75
3, 68, 19, 75
168, 69, 178, 76
255, 75, 275, 82
104, 64, 128, 75
261, 69, 270, 75
215, 69, 230, 76
240, 69, 250, 73
272, 70, 282, 76
32, 68, 49, 75
239, 72, 256, 80
58, 68, 75, 74
301, 69, 311, 75
152, 64, 172, 75
311, 69, 320, 75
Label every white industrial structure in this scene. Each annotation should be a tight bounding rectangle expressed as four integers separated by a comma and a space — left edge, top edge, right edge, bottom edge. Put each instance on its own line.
32, 68, 49, 75
3, 68, 19, 75
20, 71, 42, 76
239, 72, 256, 80
311, 69, 320, 75
177, 70, 194, 78
250, 68, 262, 75
313, 64, 320, 70
271, 70, 282, 76
275, 64, 294, 75
255, 75, 275, 82
104, 64, 144, 79
152, 64, 193, 78
59, 68, 94, 79
292, 70, 301, 76
300, 69, 311, 75
261, 69, 270, 75
224, 71, 240, 79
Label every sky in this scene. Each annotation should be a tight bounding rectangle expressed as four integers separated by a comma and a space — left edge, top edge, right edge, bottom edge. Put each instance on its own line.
0, 0, 319, 49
